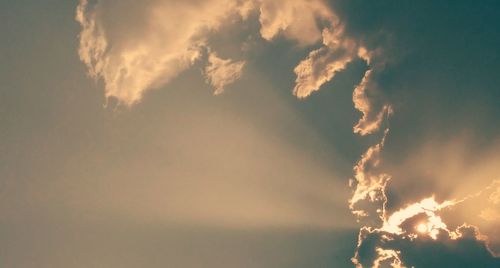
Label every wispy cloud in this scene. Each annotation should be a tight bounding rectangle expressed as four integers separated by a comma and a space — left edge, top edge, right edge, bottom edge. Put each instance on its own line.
204, 52, 245, 95
352, 70, 392, 136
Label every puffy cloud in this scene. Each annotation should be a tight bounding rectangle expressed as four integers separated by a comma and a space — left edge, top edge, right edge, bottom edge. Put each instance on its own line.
257, 0, 335, 46
204, 52, 245, 95
76, 0, 393, 139
76, 0, 349, 106
75, 1, 499, 266
76, 0, 248, 106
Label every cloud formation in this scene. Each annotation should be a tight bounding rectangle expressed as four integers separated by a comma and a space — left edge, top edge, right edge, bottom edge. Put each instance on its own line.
354, 223, 500, 268
76, 0, 251, 105
76, 1, 499, 266
347, 134, 500, 267
291, 19, 391, 136
76, 0, 357, 106
348, 129, 391, 223
76, 0, 391, 136
258, 0, 334, 45
292, 32, 355, 99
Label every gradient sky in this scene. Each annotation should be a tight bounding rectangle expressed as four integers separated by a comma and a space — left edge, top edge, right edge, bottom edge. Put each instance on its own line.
1, 1, 500, 267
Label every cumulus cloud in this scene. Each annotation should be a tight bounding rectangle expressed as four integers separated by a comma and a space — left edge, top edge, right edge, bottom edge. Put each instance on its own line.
257, 0, 334, 46
75, 0, 396, 232
76, 0, 250, 106
204, 52, 245, 95
76, 0, 354, 106
76, 0, 392, 138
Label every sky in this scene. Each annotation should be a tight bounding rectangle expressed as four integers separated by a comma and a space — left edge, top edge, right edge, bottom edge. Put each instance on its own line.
1, 0, 500, 267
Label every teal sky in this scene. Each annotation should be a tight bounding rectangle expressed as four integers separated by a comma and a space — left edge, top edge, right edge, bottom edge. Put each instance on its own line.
1, 1, 500, 267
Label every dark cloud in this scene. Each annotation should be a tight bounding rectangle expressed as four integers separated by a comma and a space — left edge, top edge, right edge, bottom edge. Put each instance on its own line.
319, 1, 500, 267
355, 224, 500, 268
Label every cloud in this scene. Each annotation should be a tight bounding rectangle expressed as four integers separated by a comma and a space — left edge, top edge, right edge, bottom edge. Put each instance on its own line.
74, 0, 368, 229
76, 0, 352, 106
76, 0, 392, 138
382, 136, 500, 236
352, 69, 392, 136
257, 0, 334, 46
480, 208, 500, 222
353, 224, 500, 268
76, 0, 248, 106
284, 3, 397, 231
350, 172, 500, 267
349, 129, 391, 223
291, 19, 391, 136
292, 37, 355, 98
75, 1, 499, 266
204, 52, 245, 95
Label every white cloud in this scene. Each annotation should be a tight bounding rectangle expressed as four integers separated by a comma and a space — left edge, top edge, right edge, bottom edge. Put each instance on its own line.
76, 0, 246, 106
257, 0, 334, 46
76, 0, 348, 106
76, 0, 393, 137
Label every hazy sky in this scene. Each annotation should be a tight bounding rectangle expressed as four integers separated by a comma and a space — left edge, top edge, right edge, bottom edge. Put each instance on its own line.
1, 0, 499, 267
